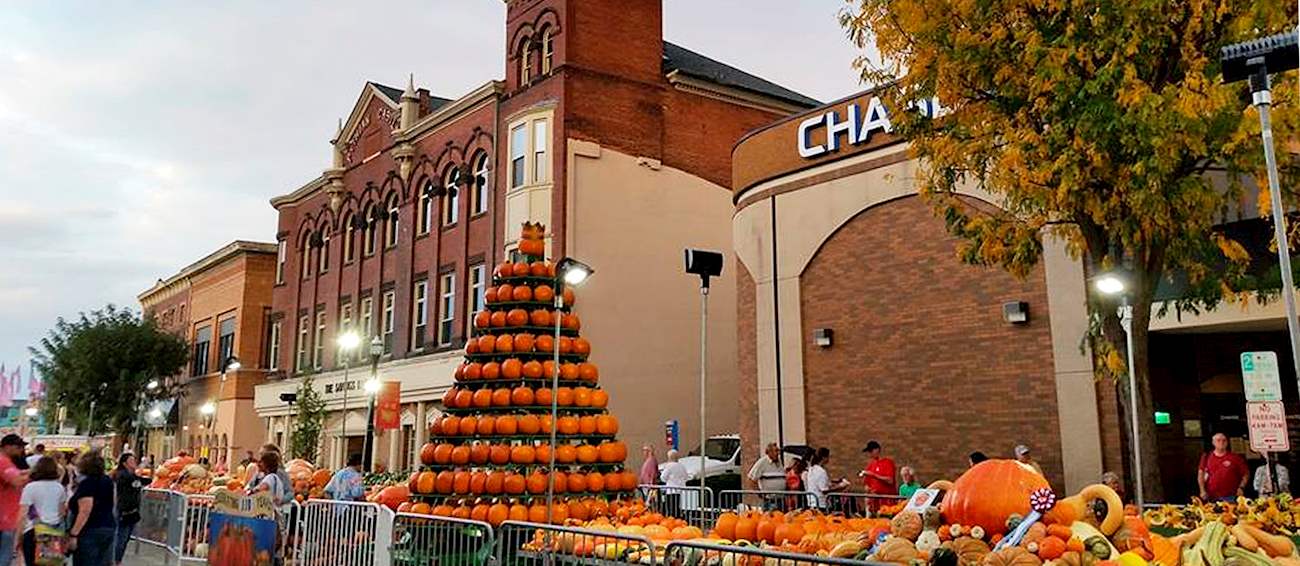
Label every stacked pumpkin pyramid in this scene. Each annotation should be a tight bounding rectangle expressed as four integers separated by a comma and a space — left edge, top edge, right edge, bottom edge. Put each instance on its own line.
413, 223, 636, 526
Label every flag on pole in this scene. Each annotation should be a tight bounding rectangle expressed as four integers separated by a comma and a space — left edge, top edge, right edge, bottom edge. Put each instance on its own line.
10, 366, 22, 401
27, 369, 41, 400
0, 369, 13, 408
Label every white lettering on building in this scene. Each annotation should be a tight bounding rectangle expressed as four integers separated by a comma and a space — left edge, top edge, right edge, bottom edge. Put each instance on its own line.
797, 95, 943, 159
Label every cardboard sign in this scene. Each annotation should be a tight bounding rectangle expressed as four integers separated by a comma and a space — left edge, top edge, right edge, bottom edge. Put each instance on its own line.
1247, 401, 1291, 452
905, 489, 941, 513
208, 491, 278, 565
1241, 351, 1283, 402
374, 381, 401, 431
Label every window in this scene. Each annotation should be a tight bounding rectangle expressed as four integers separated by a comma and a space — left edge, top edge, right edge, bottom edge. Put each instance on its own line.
443, 168, 460, 226
541, 28, 555, 74
510, 125, 526, 188
360, 297, 374, 338
300, 232, 313, 279
469, 264, 486, 320
412, 280, 428, 350
268, 321, 281, 371
296, 316, 310, 372
313, 311, 326, 370
318, 229, 330, 272
418, 181, 434, 234
533, 119, 548, 182
275, 240, 286, 284
343, 213, 356, 262
217, 317, 236, 369
340, 303, 354, 333
520, 40, 533, 84
385, 194, 400, 247
382, 291, 396, 353
472, 152, 489, 215
192, 325, 212, 377
363, 204, 377, 256
438, 272, 456, 346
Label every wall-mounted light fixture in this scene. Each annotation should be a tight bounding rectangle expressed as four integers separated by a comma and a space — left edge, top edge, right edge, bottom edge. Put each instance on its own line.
813, 328, 833, 348
1002, 301, 1029, 324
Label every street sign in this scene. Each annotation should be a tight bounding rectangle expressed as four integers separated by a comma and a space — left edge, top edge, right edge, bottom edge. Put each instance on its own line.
1247, 401, 1291, 452
1241, 351, 1284, 402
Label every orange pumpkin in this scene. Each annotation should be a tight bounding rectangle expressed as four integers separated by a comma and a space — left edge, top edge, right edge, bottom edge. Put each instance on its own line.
416, 471, 436, 494
598, 441, 626, 463
574, 388, 593, 407
485, 471, 506, 494
432, 504, 455, 517
495, 415, 518, 435
621, 471, 638, 491
534, 387, 553, 406
420, 443, 440, 465
450, 445, 471, 465
576, 444, 599, 464
562, 288, 575, 306
482, 362, 501, 380
469, 471, 488, 494
495, 334, 515, 353
557, 416, 580, 435
519, 238, 546, 257
573, 338, 591, 355
558, 337, 573, 354
485, 286, 499, 303
568, 499, 591, 522
489, 444, 511, 465
489, 311, 507, 328
715, 513, 739, 540
469, 443, 490, 465
476, 415, 496, 435
504, 473, 526, 495
440, 416, 461, 436
375, 485, 409, 511
587, 472, 606, 493
458, 416, 478, 436
528, 503, 548, 523
596, 415, 619, 435
578, 363, 599, 382
940, 459, 1049, 535
1037, 536, 1067, 560
473, 311, 491, 329
511, 444, 537, 465
476, 335, 496, 354
506, 308, 529, 326
471, 389, 492, 408
451, 506, 471, 520
454, 389, 473, 409
487, 503, 509, 527
491, 388, 511, 407
526, 471, 548, 494
604, 471, 623, 492
561, 313, 580, 330
517, 414, 541, 434
534, 334, 554, 352
530, 309, 552, 327
522, 361, 544, 379
435, 471, 455, 494
535, 284, 555, 303
757, 519, 778, 544
552, 470, 567, 493
494, 262, 512, 278
577, 415, 597, 435
496, 283, 513, 301
511, 386, 535, 406
529, 262, 551, 277
512, 262, 531, 277
534, 443, 552, 464
560, 363, 580, 380
567, 472, 588, 493
555, 444, 577, 464
463, 363, 482, 380
514, 334, 535, 352
555, 387, 574, 406
508, 503, 528, 521
734, 516, 758, 542
452, 471, 471, 494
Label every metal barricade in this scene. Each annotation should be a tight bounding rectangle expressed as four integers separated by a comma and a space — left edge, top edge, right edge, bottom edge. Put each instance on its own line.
295, 499, 395, 566
638, 484, 716, 530
717, 489, 817, 513
822, 493, 906, 518
496, 520, 656, 565
176, 493, 214, 563
664, 539, 893, 566
133, 488, 173, 549
390, 512, 495, 566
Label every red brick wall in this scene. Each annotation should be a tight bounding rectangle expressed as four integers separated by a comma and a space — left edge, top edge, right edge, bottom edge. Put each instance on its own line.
797, 196, 1064, 488
663, 90, 793, 190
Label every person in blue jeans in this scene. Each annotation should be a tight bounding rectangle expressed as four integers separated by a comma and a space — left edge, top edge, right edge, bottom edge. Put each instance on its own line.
69, 451, 117, 566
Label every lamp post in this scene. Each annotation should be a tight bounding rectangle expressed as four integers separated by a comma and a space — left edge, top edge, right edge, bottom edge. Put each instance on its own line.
684, 249, 724, 496
133, 379, 159, 457
199, 401, 216, 460
362, 336, 383, 471
217, 357, 240, 465
546, 257, 594, 525
1094, 272, 1143, 508
337, 330, 361, 466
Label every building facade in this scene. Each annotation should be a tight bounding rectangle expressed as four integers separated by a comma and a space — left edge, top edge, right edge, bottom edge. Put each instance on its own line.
255, 0, 819, 470
732, 88, 1300, 500
139, 241, 278, 465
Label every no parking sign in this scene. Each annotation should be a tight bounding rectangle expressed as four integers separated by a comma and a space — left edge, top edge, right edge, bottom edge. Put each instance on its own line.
1247, 401, 1290, 452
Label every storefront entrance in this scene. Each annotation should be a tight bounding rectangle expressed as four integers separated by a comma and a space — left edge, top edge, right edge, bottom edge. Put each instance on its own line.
1149, 327, 1299, 502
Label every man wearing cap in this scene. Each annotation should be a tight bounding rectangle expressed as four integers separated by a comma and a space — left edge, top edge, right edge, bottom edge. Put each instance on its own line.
860, 441, 896, 513
1016, 444, 1045, 476
0, 435, 29, 566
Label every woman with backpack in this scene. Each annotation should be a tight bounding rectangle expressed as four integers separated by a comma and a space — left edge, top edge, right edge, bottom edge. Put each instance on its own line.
112, 453, 144, 566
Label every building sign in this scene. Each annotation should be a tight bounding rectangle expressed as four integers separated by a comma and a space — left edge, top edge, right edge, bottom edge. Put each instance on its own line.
1247, 401, 1290, 452
797, 96, 942, 159
1241, 351, 1283, 402
374, 381, 401, 431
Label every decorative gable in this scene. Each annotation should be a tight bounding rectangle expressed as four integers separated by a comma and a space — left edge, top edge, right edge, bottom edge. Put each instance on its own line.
337, 83, 403, 167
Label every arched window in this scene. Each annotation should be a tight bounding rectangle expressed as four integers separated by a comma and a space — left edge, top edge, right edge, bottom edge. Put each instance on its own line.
443, 167, 460, 226
541, 28, 555, 74
472, 152, 490, 215
385, 194, 400, 247
363, 204, 377, 255
318, 227, 330, 273
519, 39, 533, 85
418, 179, 434, 235
342, 212, 356, 262
300, 230, 313, 279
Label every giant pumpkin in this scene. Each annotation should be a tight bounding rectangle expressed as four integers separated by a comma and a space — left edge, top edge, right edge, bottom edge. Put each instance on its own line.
934, 459, 1048, 536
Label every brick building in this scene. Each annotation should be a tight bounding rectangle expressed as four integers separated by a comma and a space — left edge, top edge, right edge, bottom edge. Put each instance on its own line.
138, 240, 278, 465
732, 88, 1300, 500
254, 0, 819, 470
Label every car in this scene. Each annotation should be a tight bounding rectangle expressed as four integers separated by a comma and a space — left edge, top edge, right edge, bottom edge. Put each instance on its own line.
659, 434, 742, 492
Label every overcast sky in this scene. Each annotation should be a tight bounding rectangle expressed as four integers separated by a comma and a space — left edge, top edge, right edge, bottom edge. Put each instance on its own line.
0, 1, 866, 370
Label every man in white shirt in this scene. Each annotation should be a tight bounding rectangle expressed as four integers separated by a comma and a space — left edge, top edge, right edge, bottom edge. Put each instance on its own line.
747, 443, 785, 509
661, 450, 689, 487
24, 444, 45, 469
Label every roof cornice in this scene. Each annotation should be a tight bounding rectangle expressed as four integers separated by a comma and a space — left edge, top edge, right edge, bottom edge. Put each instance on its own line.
138, 240, 277, 302
665, 70, 807, 115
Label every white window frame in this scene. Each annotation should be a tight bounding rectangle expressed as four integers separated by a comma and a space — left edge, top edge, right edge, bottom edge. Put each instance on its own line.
343, 213, 356, 262
510, 124, 527, 189
438, 272, 455, 347
275, 240, 286, 284
313, 311, 326, 370
509, 114, 552, 189
443, 168, 460, 226
382, 290, 396, 354
385, 195, 400, 248
472, 153, 490, 215
268, 321, 281, 371
533, 119, 548, 182
418, 181, 433, 235
363, 205, 377, 256
412, 280, 428, 350
318, 230, 330, 273
301, 233, 313, 279
469, 264, 486, 323
541, 28, 554, 74
360, 297, 374, 338
296, 316, 310, 372
520, 41, 533, 84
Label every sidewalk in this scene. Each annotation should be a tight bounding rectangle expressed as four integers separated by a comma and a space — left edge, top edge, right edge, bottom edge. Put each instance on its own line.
123, 542, 171, 565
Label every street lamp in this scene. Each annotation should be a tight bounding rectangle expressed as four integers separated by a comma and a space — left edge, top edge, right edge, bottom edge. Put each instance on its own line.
685, 249, 724, 495
1093, 271, 1143, 507
362, 336, 383, 471
546, 257, 594, 525
337, 330, 361, 451
24, 407, 36, 418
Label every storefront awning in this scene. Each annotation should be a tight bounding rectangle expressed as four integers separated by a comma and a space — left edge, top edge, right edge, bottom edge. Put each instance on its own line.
143, 399, 176, 428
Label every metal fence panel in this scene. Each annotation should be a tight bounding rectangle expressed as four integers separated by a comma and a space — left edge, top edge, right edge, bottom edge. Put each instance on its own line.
496, 520, 657, 565
390, 512, 495, 566
717, 490, 817, 513
637, 484, 716, 530
134, 489, 173, 548
176, 493, 213, 563
664, 539, 895, 566
295, 499, 395, 566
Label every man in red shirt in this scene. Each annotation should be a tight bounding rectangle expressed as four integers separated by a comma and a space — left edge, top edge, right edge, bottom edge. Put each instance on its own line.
861, 440, 896, 512
0, 435, 29, 566
1198, 433, 1248, 502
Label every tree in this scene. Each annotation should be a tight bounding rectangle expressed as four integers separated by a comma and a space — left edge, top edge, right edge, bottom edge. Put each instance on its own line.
30, 304, 187, 438
840, 1, 1297, 500
291, 376, 326, 464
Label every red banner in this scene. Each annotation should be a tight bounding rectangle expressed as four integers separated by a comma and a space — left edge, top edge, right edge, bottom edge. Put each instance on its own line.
374, 381, 401, 431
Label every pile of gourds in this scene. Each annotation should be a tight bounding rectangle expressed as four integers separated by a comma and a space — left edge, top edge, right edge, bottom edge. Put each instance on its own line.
1144, 495, 1300, 536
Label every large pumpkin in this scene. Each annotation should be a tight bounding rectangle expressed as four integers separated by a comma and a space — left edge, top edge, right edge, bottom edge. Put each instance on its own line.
376, 485, 410, 511
938, 460, 1048, 535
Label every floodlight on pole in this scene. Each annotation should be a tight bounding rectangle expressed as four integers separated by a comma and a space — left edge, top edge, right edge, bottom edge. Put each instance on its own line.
337, 331, 361, 351
146, 380, 159, 391
546, 256, 594, 526
200, 402, 215, 416
149, 408, 163, 419
1094, 274, 1126, 296
24, 407, 37, 418
558, 258, 594, 286
1090, 270, 1143, 507
224, 357, 241, 373
364, 379, 381, 394
362, 335, 383, 470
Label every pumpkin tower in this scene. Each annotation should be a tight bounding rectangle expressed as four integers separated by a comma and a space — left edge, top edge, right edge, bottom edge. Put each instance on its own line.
412, 223, 636, 525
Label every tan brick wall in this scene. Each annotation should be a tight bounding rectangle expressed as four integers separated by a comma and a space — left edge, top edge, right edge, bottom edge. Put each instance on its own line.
737, 261, 761, 477
796, 196, 1064, 489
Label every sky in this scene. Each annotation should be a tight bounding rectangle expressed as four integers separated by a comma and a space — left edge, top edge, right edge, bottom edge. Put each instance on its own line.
0, 1, 868, 371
